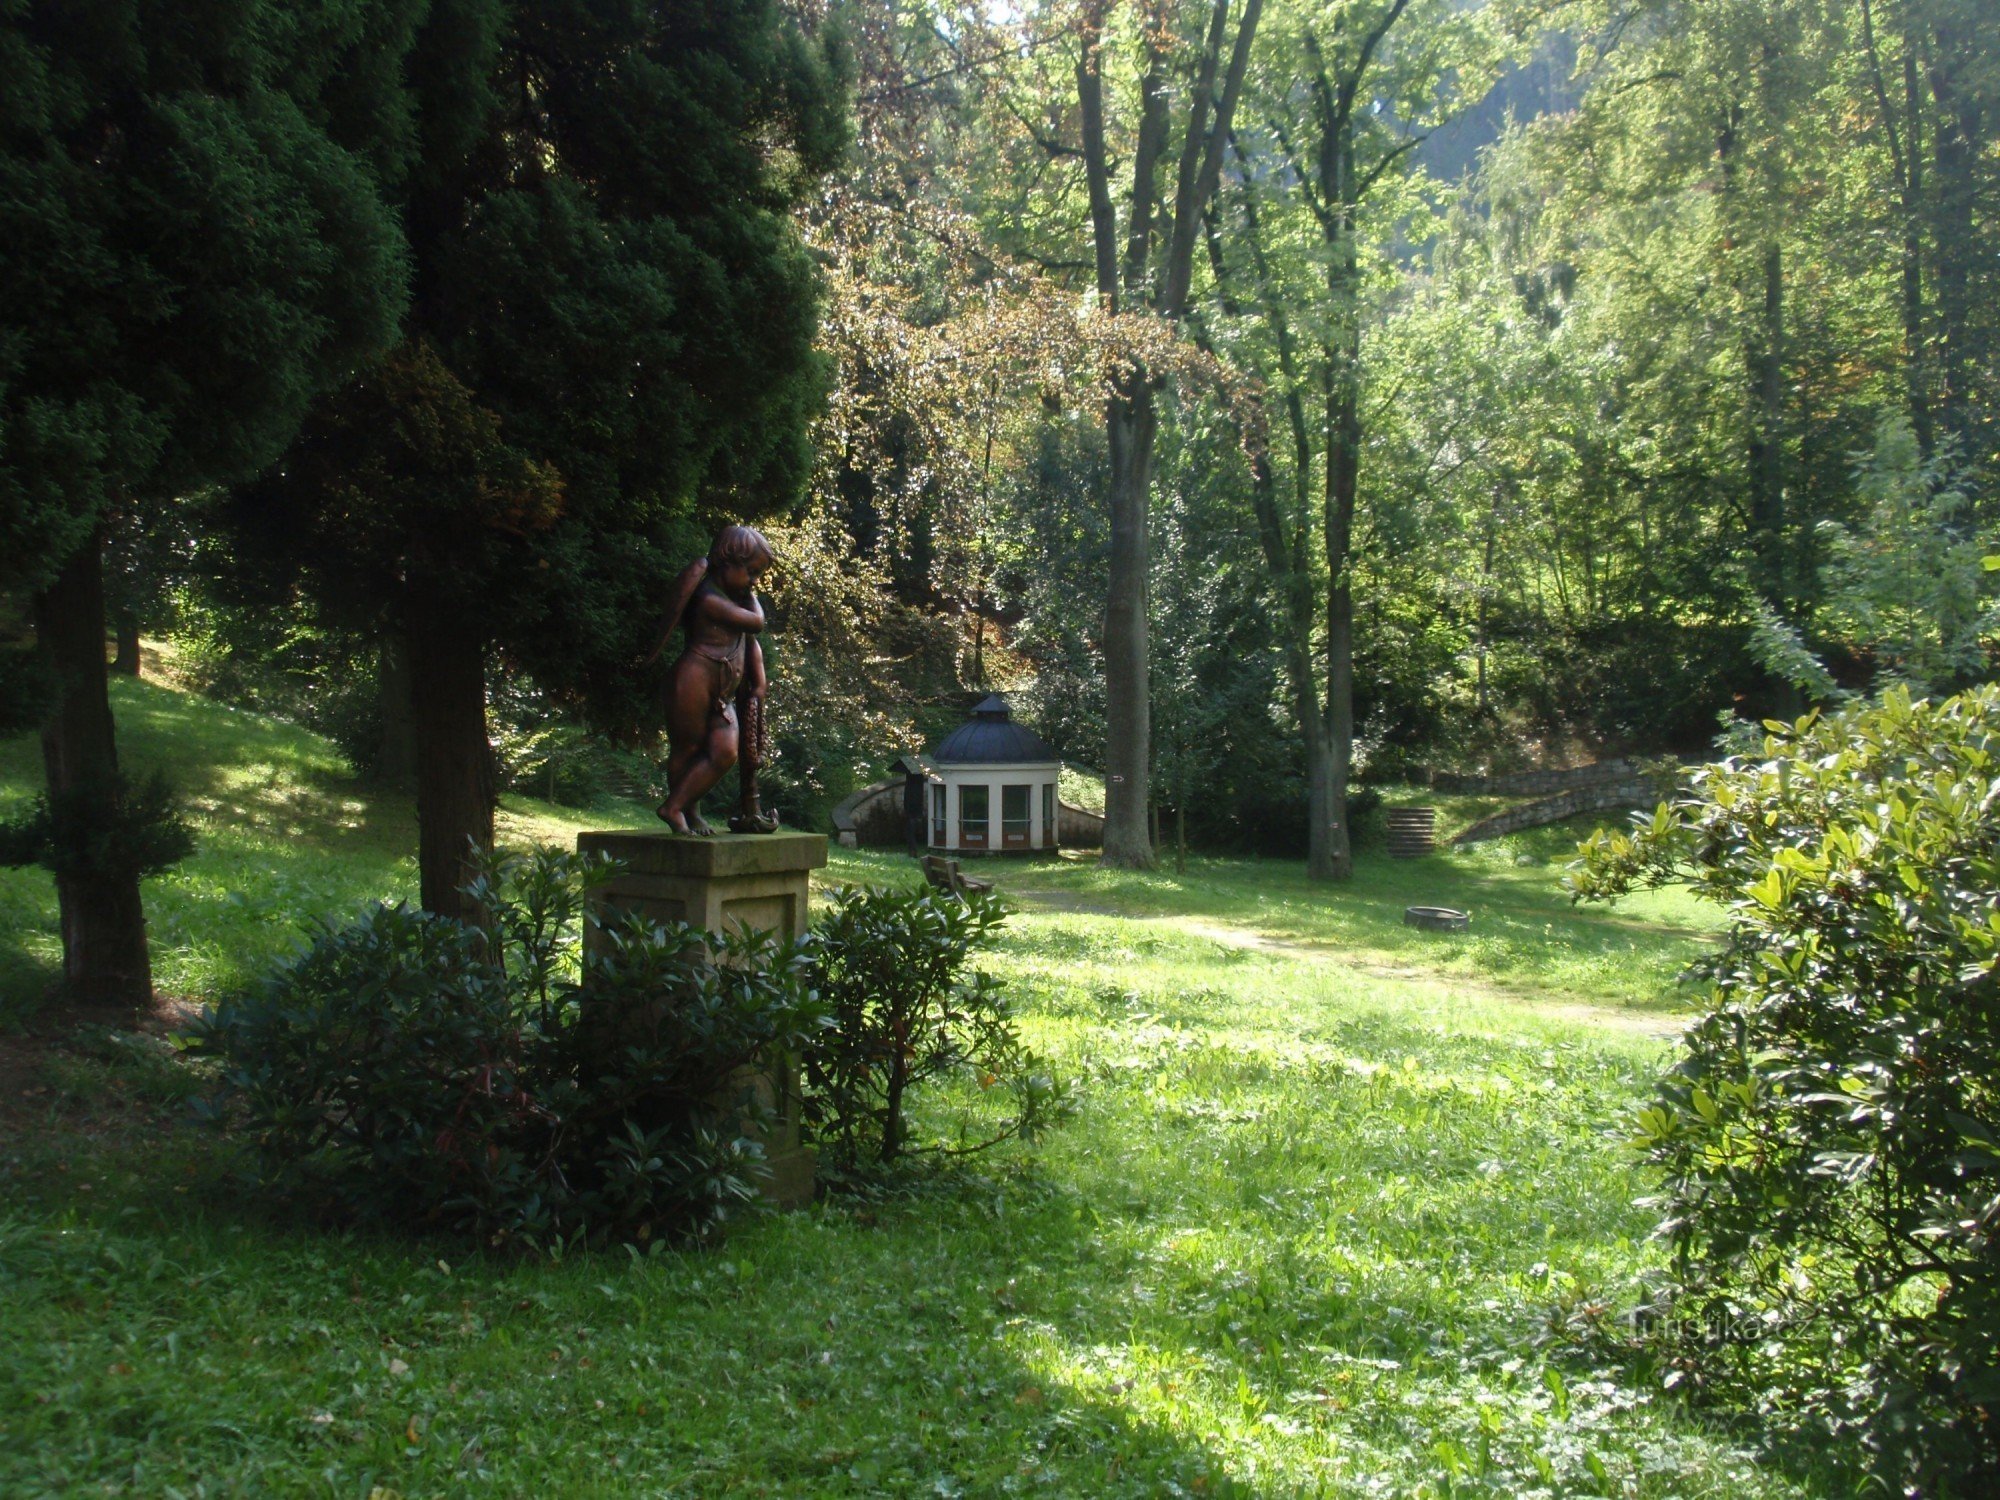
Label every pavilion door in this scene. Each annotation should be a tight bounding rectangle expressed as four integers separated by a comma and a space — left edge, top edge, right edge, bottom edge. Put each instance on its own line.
1002, 784, 1030, 848
959, 784, 988, 849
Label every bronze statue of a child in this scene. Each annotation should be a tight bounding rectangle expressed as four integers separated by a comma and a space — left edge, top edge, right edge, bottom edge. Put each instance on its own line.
647, 525, 780, 835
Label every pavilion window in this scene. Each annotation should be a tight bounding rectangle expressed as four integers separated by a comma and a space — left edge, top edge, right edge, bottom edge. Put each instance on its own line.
931, 783, 946, 845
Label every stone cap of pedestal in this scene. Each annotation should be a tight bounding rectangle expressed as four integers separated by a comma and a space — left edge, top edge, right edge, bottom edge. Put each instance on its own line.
576, 829, 829, 878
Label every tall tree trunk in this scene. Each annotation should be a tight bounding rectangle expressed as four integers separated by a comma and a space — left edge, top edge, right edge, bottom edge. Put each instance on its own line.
1323, 338, 1358, 882
1748, 240, 1799, 715
1101, 383, 1157, 866
1476, 491, 1499, 715
1257, 399, 1338, 882
1317, 84, 1364, 882
1859, 0, 1932, 454
405, 582, 494, 921
376, 631, 418, 792
1285, 11, 1411, 881
33, 531, 152, 1010
1928, 56, 1981, 450
1075, 0, 1262, 871
1205, 155, 1340, 880
1901, 51, 1934, 456
110, 609, 141, 677
972, 412, 996, 688
1746, 240, 1788, 592
1717, 91, 1799, 712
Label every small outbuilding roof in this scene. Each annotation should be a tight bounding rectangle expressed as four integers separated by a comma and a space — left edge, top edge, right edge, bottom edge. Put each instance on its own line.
929, 694, 1059, 766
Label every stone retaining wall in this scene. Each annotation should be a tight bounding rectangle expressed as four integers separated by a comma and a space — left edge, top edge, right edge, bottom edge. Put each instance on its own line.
1059, 801, 1104, 849
1450, 776, 1669, 845
1426, 758, 1654, 798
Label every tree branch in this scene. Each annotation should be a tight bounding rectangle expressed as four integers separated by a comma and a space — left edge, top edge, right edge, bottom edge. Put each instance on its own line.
1074, 3, 1120, 310
1122, 25, 1174, 303
1270, 114, 1337, 234
1165, 0, 1234, 302
1334, 0, 1416, 132
1165, 0, 1266, 314
1354, 131, 1426, 198
1857, 0, 1908, 189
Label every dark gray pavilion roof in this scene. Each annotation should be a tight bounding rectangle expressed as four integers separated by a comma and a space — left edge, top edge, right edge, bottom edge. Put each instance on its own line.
930, 694, 1059, 765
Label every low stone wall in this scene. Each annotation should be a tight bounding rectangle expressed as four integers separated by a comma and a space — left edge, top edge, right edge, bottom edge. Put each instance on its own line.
830, 777, 905, 849
1450, 775, 1668, 845
1060, 801, 1104, 849
1426, 758, 1654, 798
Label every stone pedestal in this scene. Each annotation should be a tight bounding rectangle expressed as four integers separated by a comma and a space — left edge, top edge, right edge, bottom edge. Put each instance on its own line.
575, 830, 828, 1209
576, 830, 827, 944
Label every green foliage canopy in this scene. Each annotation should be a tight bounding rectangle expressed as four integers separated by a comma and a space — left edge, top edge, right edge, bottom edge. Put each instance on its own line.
0, 0, 415, 588
231, 0, 853, 720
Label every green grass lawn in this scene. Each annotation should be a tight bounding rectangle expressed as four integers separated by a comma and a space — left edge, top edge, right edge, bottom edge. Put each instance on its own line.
0, 677, 1841, 1496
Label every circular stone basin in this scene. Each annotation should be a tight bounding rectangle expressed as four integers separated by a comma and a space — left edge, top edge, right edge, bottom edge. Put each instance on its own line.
1403, 905, 1470, 932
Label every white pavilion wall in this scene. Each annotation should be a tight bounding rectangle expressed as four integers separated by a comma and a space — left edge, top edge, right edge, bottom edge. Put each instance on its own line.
930, 765, 1062, 853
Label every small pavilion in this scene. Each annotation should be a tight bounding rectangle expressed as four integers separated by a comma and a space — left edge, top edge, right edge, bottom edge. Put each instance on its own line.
926, 695, 1062, 854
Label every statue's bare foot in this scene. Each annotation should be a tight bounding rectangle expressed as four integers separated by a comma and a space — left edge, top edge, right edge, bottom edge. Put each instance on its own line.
687, 813, 718, 837
656, 803, 692, 835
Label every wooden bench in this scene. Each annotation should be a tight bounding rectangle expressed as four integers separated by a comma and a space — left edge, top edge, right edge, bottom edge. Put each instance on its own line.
920, 853, 992, 897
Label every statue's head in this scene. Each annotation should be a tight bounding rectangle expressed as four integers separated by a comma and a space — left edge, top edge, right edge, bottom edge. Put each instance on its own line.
708, 524, 774, 590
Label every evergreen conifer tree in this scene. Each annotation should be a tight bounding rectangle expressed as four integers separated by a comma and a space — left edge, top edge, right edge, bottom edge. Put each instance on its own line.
0, 0, 417, 1008
228, 0, 852, 919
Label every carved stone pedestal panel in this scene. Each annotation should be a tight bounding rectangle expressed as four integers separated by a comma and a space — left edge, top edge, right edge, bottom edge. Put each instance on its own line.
575, 830, 827, 1209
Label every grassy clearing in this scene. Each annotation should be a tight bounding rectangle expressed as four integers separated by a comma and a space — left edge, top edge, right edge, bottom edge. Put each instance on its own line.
976, 831, 1715, 1016
0, 677, 663, 1012
0, 678, 1839, 1495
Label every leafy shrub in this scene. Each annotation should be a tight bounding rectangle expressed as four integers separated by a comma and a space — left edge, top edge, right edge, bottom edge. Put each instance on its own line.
190, 848, 822, 1251
0, 770, 194, 881
0, 644, 57, 738
1750, 417, 1997, 705
800, 885, 1058, 1171
1342, 785, 1387, 850
1572, 686, 2000, 1486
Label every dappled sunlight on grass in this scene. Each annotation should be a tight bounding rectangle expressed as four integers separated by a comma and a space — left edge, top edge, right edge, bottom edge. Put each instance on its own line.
0, 680, 1842, 1494
2, 678, 679, 1006
969, 976, 1778, 1495
934, 829, 1718, 1012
